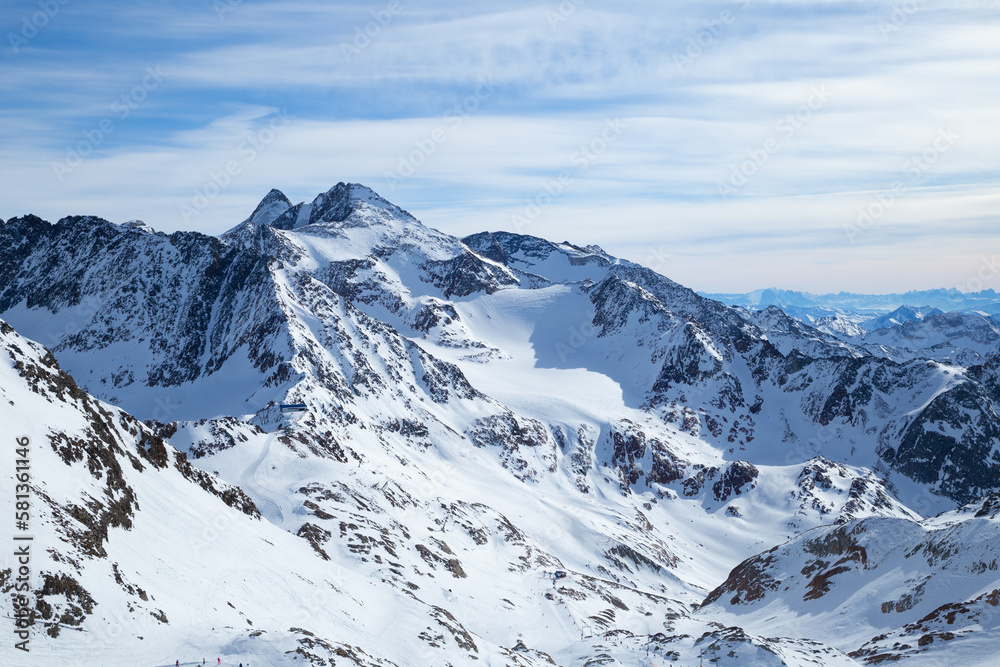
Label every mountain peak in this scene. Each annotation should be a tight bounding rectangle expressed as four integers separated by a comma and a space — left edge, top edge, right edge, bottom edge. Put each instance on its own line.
247, 188, 292, 227
265, 182, 418, 231
305, 182, 416, 227
261, 187, 291, 205
120, 219, 156, 234
888, 305, 918, 318
330, 181, 387, 205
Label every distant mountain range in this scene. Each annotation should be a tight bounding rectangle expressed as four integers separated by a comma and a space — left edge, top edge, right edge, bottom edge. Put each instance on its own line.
703, 287, 1000, 315
703, 289, 1000, 367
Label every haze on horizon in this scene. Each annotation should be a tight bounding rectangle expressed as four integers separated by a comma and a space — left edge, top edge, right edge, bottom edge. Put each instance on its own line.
1, 0, 997, 294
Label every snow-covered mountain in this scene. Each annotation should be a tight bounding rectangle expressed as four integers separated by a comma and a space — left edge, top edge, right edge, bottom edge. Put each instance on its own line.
801, 308, 1000, 366
861, 311, 1000, 366
2, 183, 999, 665
861, 306, 944, 333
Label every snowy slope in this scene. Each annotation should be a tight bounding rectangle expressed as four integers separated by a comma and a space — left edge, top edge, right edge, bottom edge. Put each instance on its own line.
0, 315, 882, 666
700, 495, 1000, 665
0, 320, 448, 666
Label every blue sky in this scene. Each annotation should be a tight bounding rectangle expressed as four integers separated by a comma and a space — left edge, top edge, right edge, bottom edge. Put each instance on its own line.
1, 0, 998, 293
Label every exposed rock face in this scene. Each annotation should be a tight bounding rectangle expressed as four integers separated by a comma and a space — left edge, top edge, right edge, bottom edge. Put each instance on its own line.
711, 461, 759, 502
887, 376, 1000, 504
